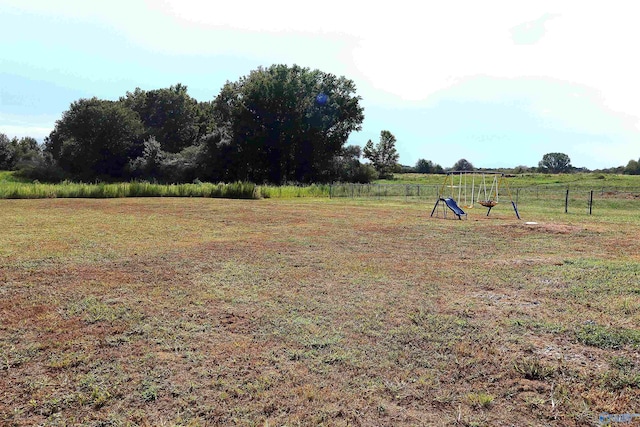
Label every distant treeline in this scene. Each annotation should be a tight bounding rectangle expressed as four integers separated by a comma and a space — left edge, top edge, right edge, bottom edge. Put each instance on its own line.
403, 154, 640, 175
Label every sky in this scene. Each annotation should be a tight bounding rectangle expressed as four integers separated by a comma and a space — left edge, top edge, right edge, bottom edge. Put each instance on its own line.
1, 0, 639, 170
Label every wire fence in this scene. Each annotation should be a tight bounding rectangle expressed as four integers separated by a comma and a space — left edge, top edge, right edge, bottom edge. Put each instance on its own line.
329, 183, 440, 201
510, 186, 640, 214
328, 183, 640, 215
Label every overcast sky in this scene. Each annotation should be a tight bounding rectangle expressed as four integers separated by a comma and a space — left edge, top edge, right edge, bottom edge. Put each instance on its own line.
1, 0, 639, 169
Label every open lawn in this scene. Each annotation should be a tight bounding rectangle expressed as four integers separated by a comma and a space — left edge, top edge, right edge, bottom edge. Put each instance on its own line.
1, 197, 640, 426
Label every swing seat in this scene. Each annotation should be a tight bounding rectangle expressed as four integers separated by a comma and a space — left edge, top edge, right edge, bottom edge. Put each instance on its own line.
478, 200, 497, 208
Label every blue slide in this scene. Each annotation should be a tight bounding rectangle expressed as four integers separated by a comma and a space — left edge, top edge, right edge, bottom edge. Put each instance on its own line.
443, 198, 466, 219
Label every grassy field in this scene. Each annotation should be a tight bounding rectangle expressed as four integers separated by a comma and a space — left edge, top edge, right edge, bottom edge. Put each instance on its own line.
1, 194, 640, 425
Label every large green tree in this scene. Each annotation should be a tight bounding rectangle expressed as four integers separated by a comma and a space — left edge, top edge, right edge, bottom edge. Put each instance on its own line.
13, 137, 42, 166
0, 133, 15, 170
415, 158, 443, 174
624, 158, 640, 175
452, 158, 474, 171
46, 98, 144, 179
213, 64, 364, 183
0, 134, 43, 170
538, 152, 572, 173
121, 84, 213, 154
328, 145, 378, 183
363, 130, 399, 179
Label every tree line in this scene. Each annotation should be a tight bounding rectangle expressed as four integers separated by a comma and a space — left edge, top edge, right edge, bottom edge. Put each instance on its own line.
404, 153, 640, 175
2, 64, 640, 181
0, 135, 42, 171
4, 65, 391, 184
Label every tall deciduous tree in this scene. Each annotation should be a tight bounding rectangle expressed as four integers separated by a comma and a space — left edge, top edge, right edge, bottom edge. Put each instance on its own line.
538, 152, 572, 173
452, 158, 474, 171
13, 137, 42, 166
46, 98, 144, 179
363, 130, 399, 179
624, 158, 640, 175
0, 133, 15, 170
121, 84, 211, 154
213, 64, 364, 183
415, 158, 443, 174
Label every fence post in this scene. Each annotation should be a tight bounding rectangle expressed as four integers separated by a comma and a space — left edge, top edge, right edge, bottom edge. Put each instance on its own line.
589, 190, 593, 215
565, 188, 569, 214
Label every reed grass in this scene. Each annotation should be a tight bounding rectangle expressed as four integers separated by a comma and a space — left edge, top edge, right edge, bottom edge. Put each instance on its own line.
0, 180, 260, 199
0, 171, 335, 199
259, 184, 330, 198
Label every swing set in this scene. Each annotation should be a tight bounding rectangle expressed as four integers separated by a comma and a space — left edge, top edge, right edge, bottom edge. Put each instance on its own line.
431, 171, 520, 219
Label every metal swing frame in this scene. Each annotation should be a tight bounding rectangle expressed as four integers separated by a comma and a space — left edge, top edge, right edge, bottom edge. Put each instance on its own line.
432, 171, 520, 219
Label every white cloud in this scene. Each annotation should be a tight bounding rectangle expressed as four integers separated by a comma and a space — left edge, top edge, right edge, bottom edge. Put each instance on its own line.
510, 13, 559, 45
7, 0, 639, 113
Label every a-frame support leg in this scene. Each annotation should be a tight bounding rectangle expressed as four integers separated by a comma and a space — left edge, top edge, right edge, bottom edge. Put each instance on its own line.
511, 201, 521, 219
430, 199, 441, 217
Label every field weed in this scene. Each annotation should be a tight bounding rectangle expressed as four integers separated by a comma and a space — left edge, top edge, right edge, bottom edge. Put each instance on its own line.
576, 323, 640, 349
66, 296, 132, 324
467, 392, 495, 409
140, 380, 160, 402
599, 356, 640, 390
513, 357, 556, 380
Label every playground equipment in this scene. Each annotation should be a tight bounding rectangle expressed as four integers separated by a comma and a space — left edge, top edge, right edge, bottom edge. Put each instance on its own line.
431, 171, 520, 219
440, 197, 467, 220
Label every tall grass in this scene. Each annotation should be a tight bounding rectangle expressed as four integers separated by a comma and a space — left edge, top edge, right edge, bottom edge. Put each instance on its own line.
259, 184, 330, 198
0, 180, 260, 200
0, 175, 333, 200
0, 170, 32, 183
